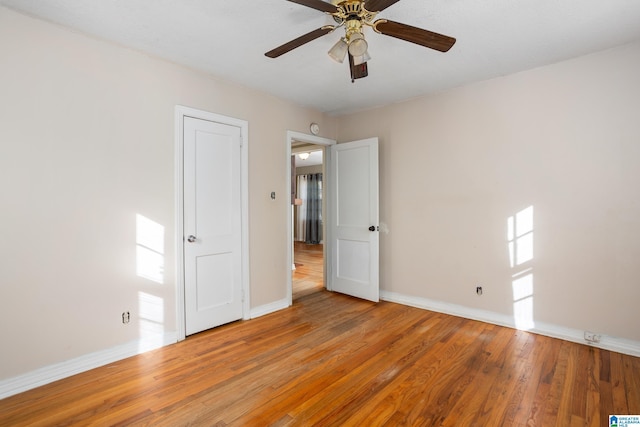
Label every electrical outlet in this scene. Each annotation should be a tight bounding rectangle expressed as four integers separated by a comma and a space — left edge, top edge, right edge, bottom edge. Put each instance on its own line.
584, 331, 600, 343
476, 286, 483, 295
122, 311, 131, 324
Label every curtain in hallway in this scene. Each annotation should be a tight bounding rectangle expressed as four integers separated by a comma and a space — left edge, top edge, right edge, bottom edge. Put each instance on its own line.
296, 173, 323, 244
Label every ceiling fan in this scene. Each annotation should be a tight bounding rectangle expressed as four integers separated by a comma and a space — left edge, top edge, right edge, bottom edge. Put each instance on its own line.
265, 0, 456, 82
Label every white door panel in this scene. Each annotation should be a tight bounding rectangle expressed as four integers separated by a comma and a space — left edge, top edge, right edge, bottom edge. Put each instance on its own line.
184, 117, 243, 335
329, 138, 379, 302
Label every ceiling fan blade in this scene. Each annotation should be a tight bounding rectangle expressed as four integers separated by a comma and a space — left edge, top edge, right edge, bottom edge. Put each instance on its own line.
265, 26, 335, 58
374, 19, 456, 52
364, 0, 402, 12
287, 0, 339, 13
349, 53, 368, 81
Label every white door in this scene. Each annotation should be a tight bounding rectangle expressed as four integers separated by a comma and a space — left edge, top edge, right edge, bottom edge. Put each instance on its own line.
183, 116, 243, 335
329, 138, 379, 302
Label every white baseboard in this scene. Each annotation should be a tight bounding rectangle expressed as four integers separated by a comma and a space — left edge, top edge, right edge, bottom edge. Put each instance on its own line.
5, 293, 637, 400
0, 332, 177, 400
250, 298, 290, 319
380, 290, 640, 358
1, 297, 292, 400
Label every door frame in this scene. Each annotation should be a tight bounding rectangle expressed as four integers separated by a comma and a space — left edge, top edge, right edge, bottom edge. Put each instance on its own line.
286, 131, 336, 306
175, 105, 250, 341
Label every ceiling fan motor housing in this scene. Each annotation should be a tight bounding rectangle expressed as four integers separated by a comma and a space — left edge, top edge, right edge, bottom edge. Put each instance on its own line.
333, 1, 378, 26
341, 1, 362, 15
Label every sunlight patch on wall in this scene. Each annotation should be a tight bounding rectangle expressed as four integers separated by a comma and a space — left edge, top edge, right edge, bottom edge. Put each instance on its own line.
508, 205, 534, 267
136, 214, 165, 284
138, 291, 165, 353
508, 206, 535, 330
512, 268, 534, 330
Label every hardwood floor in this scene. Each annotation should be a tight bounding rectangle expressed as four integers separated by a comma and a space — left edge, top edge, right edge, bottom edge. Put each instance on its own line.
2, 253, 639, 426
293, 242, 324, 300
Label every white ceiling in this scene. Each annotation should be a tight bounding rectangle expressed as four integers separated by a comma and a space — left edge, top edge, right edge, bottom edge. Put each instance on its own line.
294, 150, 324, 167
2, 0, 640, 116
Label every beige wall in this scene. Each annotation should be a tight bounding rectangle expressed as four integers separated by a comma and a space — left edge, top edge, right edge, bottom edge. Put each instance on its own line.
337, 41, 640, 342
0, 7, 336, 380
296, 165, 323, 176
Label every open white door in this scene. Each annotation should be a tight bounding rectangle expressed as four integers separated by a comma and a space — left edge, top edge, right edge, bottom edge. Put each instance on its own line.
329, 138, 379, 302
183, 116, 243, 335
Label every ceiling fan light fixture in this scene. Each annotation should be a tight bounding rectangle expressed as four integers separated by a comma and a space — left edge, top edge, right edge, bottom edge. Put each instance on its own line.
298, 152, 310, 160
348, 34, 368, 57
264, 0, 457, 82
353, 50, 371, 66
328, 38, 348, 63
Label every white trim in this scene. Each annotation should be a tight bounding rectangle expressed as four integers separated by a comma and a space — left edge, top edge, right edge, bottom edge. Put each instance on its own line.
174, 108, 186, 341
250, 298, 290, 319
381, 290, 640, 358
174, 105, 251, 342
0, 333, 177, 400
286, 131, 336, 306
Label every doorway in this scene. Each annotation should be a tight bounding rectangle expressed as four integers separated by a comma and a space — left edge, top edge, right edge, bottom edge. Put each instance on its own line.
286, 132, 379, 305
285, 131, 335, 306
292, 145, 325, 300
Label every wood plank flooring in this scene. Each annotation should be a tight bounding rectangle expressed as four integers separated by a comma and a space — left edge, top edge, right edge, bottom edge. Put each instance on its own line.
293, 242, 324, 300
1, 247, 639, 425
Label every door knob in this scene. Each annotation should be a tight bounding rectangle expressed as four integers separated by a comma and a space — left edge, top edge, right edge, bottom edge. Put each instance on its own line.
187, 235, 197, 243
368, 226, 376, 232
